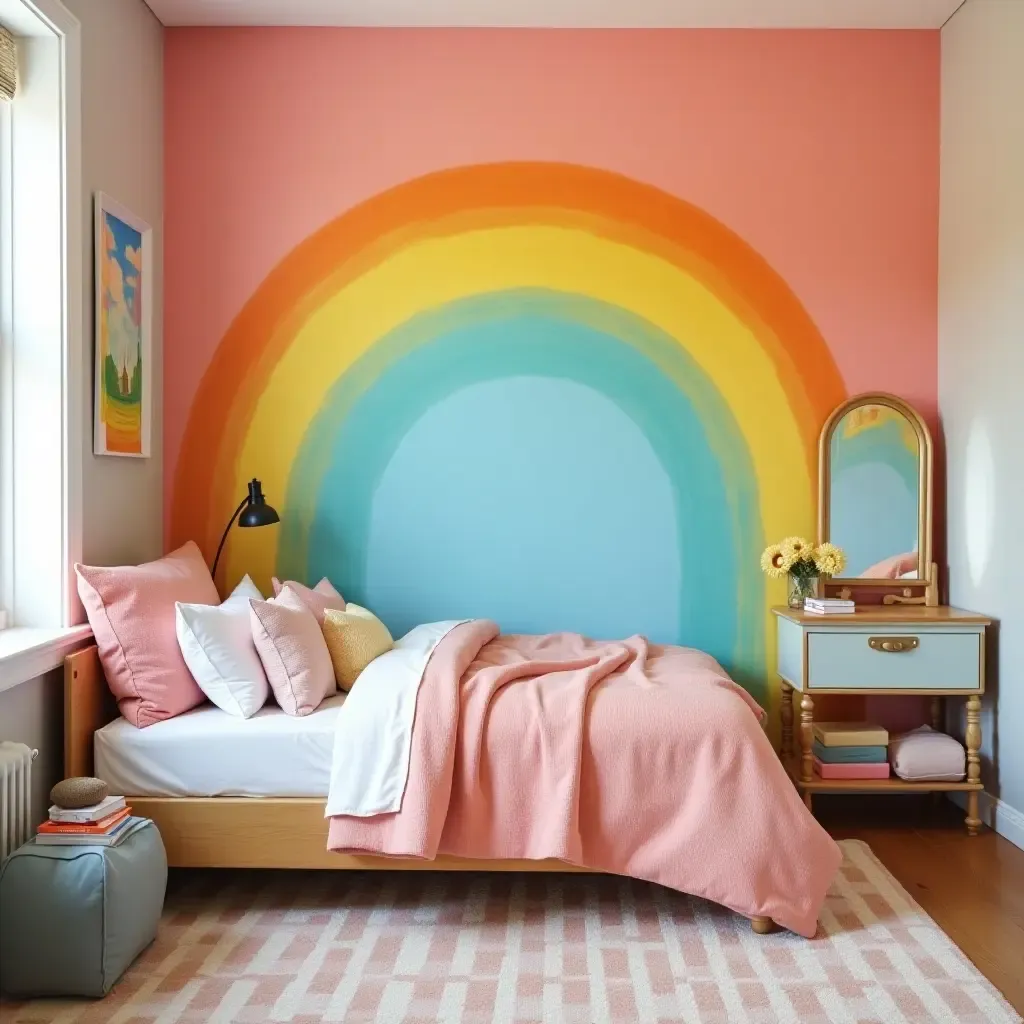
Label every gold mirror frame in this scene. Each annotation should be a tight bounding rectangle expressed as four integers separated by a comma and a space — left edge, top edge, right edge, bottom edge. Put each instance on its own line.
818, 392, 934, 597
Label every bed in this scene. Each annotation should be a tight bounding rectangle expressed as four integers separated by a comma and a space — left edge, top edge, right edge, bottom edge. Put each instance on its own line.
66, 626, 841, 937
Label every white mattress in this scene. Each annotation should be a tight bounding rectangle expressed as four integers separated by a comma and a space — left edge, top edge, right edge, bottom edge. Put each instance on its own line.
94, 695, 347, 798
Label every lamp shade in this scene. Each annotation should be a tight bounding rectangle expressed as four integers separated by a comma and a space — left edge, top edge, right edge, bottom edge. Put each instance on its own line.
238, 478, 279, 528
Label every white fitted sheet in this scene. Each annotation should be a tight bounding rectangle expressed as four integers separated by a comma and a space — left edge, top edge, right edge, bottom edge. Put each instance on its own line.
94, 695, 347, 798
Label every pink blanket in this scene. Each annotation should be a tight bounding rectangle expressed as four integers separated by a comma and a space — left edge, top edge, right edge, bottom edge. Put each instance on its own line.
327, 622, 841, 936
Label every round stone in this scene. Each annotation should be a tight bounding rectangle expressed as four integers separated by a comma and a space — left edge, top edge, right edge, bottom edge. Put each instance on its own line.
50, 777, 109, 809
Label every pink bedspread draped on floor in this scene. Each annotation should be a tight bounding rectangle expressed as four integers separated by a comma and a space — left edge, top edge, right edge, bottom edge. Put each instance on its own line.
327, 621, 841, 936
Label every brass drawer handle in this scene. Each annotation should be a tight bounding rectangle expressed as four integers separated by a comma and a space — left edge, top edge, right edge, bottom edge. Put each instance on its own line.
868, 636, 920, 653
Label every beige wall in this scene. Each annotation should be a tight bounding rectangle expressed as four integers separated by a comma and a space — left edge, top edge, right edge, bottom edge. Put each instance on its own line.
939, 0, 1024, 846
65, 0, 164, 567
0, 669, 63, 824
0, 0, 163, 825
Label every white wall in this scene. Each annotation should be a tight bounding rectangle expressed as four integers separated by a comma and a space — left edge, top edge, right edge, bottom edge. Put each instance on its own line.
939, 0, 1024, 846
64, 0, 164, 568
0, 0, 162, 824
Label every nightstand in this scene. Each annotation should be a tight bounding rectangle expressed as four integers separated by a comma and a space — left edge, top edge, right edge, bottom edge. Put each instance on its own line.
773, 605, 990, 834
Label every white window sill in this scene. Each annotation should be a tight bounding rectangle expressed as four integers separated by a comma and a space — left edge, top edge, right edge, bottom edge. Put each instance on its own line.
0, 625, 93, 695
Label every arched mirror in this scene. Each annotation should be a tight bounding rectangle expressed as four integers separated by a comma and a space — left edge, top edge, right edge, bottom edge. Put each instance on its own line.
819, 393, 933, 588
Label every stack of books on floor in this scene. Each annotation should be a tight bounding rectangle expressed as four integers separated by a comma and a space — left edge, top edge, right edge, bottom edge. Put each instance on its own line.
813, 723, 890, 779
803, 597, 856, 615
36, 795, 133, 846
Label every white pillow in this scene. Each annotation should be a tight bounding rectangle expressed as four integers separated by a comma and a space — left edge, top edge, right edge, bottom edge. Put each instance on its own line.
175, 575, 270, 718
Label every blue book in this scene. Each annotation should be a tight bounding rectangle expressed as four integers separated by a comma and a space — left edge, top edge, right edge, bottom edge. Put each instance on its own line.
811, 740, 887, 764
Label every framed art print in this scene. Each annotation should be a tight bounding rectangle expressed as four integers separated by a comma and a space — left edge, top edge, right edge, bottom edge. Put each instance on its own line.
94, 192, 152, 457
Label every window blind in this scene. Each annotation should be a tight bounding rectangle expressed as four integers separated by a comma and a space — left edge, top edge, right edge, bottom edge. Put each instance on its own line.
0, 26, 17, 102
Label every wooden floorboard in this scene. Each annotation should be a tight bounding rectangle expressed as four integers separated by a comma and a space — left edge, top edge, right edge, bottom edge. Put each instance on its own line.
819, 795, 1024, 1015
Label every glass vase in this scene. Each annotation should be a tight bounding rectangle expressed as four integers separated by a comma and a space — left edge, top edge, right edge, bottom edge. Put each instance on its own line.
787, 572, 819, 608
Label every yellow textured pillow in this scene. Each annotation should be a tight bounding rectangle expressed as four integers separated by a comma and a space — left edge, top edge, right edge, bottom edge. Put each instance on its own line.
322, 604, 394, 690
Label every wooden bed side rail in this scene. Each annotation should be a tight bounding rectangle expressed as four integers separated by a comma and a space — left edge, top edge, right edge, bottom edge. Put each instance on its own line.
64, 644, 118, 778
130, 796, 594, 873
124, 799, 777, 932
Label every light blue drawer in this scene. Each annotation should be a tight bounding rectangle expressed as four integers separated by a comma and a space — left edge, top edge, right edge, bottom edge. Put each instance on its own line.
807, 630, 982, 691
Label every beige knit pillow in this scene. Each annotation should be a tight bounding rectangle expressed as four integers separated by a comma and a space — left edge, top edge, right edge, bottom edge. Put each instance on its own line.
322, 605, 393, 691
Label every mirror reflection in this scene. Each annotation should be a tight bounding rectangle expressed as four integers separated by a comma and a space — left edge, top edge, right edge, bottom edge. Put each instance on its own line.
829, 404, 921, 579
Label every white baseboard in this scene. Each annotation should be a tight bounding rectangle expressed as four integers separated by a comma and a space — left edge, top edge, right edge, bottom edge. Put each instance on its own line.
948, 791, 1024, 851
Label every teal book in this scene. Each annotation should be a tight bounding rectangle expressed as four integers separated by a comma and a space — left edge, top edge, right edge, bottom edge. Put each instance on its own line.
811, 740, 888, 764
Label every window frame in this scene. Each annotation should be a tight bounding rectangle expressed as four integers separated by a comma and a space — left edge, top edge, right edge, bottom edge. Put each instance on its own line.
0, 0, 83, 680
1, 95, 12, 630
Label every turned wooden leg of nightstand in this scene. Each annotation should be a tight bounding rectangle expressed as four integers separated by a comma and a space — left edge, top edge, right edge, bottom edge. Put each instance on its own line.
965, 694, 982, 836
799, 693, 814, 809
930, 697, 946, 809
780, 684, 794, 759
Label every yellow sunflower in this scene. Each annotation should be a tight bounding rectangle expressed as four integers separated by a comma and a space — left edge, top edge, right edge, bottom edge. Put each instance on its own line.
760, 543, 793, 578
780, 536, 814, 568
813, 542, 847, 577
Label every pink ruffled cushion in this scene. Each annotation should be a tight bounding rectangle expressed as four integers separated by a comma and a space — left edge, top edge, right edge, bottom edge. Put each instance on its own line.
250, 586, 336, 716
269, 577, 345, 624
75, 541, 220, 728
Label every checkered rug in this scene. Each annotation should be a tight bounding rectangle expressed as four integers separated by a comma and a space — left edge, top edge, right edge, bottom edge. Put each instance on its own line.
2, 840, 1018, 1024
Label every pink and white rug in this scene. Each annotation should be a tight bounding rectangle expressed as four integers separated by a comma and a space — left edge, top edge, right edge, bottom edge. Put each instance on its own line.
3, 840, 1018, 1023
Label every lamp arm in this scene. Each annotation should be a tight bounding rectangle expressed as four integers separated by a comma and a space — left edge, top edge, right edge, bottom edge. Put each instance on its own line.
211, 495, 249, 582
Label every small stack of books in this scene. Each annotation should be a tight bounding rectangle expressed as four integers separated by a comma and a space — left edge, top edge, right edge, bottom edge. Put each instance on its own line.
36, 795, 133, 846
813, 723, 890, 779
803, 597, 855, 615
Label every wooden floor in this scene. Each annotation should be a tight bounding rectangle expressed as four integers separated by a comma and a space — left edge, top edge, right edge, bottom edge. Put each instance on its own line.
818, 795, 1024, 1015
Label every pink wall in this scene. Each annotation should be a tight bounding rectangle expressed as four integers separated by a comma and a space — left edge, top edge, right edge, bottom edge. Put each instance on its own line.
164, 27, 940, 521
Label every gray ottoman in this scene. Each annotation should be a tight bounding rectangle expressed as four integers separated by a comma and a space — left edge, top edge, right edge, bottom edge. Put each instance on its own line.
0, 817, 167, 998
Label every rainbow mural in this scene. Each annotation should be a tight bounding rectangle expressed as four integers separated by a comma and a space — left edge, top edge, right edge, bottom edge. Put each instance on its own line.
171, 162, 846, 705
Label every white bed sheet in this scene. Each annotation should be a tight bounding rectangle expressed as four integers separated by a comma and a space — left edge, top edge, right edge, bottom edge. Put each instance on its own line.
94, 695, 348, 798
327, 620, 467, 818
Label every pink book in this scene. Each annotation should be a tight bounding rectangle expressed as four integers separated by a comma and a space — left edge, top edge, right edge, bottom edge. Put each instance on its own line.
813, 757, 890, 780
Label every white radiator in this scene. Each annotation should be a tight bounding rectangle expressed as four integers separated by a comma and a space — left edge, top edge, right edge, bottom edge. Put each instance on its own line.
0, 741, 37, 860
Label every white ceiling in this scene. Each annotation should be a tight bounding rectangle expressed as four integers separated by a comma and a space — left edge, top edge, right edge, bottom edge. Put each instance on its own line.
144, 0, 964, 30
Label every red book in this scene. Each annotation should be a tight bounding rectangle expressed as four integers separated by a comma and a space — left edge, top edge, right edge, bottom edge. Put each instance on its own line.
38, 807, 131, 834
813, 758, 890, 780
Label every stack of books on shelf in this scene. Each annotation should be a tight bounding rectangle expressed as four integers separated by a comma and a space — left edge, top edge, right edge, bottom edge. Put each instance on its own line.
813, 723, 890, 779
803, 597, 855, 615
36, 795, 133, 846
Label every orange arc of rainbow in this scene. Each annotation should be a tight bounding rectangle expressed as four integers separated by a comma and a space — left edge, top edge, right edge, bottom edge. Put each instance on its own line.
171, 162, 845, 560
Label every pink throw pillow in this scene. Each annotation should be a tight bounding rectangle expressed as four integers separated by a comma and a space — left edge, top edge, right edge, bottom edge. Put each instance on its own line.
250, 586, 336, 716
75, 541, 220, 728
269, 576, 345, 623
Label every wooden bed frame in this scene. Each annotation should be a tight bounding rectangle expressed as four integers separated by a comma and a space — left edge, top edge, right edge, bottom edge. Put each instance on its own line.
64, 644, 776, 933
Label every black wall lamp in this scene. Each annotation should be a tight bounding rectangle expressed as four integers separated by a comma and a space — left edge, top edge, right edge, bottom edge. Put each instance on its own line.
211, 478, 280, 581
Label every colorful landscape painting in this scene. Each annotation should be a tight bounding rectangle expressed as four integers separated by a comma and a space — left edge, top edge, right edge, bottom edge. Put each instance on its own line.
95, 193, 150, 456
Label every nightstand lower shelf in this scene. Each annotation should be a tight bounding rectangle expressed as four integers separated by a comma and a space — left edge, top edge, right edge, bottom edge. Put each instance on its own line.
781, 755, 984, 835
782, 756, 982, 793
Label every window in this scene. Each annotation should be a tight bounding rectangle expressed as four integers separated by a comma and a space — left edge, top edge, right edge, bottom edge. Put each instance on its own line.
0, 0, 84, 688
1, 93, 11, 631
